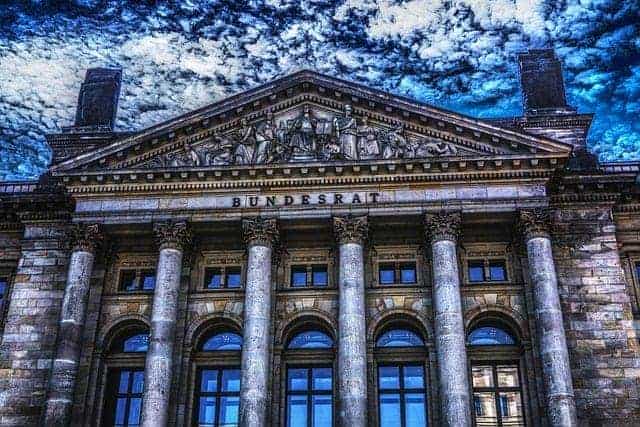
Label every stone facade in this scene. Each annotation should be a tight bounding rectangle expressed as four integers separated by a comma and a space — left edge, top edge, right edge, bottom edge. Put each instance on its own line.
1, 50, 640, 427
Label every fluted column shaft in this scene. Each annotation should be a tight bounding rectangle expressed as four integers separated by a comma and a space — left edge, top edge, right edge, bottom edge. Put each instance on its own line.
239, 217, 278, 427
334, 216, 368, 427
141, 221, 191, 427
520, 209, 577, 426
425, 212, 471, 427
44, 224, 103, 426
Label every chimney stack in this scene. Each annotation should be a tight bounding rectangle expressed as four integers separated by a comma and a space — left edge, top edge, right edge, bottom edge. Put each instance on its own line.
74, 68, 122, 130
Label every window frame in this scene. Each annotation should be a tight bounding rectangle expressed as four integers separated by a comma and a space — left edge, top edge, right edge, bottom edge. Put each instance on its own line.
375, 261, 419, 287
117, 268, 157, 293
0, 272, 13, 334
287, 263, 331, 289
465, 258, 509, 285
102, 367, 145, 427
202, 265, 244, 291
193, 366, 242, 427
284, 365, 334, 427
376, 362, 429, 427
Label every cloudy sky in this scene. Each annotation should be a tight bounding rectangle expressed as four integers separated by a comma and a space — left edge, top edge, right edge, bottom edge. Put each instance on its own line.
1, 0, 638, 180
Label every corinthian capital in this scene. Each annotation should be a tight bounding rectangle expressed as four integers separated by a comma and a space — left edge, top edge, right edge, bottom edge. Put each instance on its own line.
518, 208, 551, 241
424, 211, 461, 244
242, 217, 279, 247
69, 223, 103, 253
154, 220, 192, 251
333, 215, 368, 245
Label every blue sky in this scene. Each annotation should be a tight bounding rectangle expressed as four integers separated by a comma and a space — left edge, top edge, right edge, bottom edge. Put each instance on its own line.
1, 0, 639, 180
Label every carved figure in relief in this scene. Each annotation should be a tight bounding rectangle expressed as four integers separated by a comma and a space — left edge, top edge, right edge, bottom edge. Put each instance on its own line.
417, 140, 458, 157
289, 107, 317, 157
234, 118, 257, 165
255, 113, 276, 164
357, 116, 380, 159
382, 124, 408, 159
205, 134, 234, 165
333, 104, 358, 160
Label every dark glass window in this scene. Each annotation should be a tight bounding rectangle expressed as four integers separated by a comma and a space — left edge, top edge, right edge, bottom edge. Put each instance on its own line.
312, 266, 328, 287
379, 263, 417, 285
378, 364, 428, 427
468, 326, 516, 346
376, 329, 424, 348
119, 269, 155, 292
379, 264, 396, 285
104, 369, 144, 427
204, 267, 242, 289
286, 367, 333, 427
201, 332, 243, 351
288, 331, 334, 349
0, 277, 7, 316
121, 334, 149, 353
291, 266, 308, 287
226, 268, 242, 289
471, 364, 524, 426
195, 368, 241, 427
204, 268, 223, 289
489, 262, 507, 282
468, 261, 485, 283
400, 264, 417, 284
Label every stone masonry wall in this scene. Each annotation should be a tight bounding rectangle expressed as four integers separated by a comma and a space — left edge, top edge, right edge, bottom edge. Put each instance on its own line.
0, 222, 70, 426
552, 207, 640, 424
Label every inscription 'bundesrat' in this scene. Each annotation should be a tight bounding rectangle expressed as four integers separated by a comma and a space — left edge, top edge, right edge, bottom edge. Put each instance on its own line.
232, 192, 381, 207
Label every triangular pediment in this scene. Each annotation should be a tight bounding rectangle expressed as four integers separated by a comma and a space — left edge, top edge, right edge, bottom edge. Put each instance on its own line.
50, 70, 573, 174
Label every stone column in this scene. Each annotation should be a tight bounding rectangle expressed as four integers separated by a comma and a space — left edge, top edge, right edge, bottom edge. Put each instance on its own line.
44, 224, 103, 426
424, 211, 472, 427
333, 215, 368, 427
519, 209, 577, 426
141, 221, 191, 427
239, 217, 279, 427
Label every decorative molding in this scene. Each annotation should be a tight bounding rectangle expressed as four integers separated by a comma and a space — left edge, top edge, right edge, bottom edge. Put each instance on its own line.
242, 217, 279, 247
153, 220, 192, 251
69, 223, 103, 253
333, 215, 368, 245
517, 208, 551, 241
424, 211, 461, 243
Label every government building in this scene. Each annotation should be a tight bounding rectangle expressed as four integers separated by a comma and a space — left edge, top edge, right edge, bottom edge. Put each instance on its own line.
1, 50, 639, 426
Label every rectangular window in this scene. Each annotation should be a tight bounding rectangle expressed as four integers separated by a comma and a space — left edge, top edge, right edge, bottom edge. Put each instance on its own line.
378, 364, 428, 427
119, 269, 156, 292
468, 261, 485, 283
204, 268, 223, 289
379, 262, 417, 286
0, 277, 7, 316
195, 368, 241, 427
103, 368, 144, 427
489, 262, 507, 282
468, 260, 508, 284
203, 267, 242, 290
471, 363, 524, 427
286, 367, 333, 427
225, 267, 242, 289
290, 265, 330, 288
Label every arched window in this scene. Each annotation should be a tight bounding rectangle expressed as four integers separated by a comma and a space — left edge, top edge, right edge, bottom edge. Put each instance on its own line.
283, 325, 335, 427
374, 324, 429, 427
287, 330, 334, 349
467, 320, 525, 427
376, 328, 424, 348
468, 326, 517, 346
102, 326, 148, 427
201, 332, 243, 351
192, 328, 242, 427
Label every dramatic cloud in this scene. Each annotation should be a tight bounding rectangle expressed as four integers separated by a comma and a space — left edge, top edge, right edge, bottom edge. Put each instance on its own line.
1, 0, 639, 180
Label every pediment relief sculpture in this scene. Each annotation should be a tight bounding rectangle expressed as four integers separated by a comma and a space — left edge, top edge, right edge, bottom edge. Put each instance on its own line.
140, 104, 459, 169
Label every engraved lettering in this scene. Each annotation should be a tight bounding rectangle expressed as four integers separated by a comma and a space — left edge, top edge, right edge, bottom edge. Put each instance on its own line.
352, 194, 362, 204
266, 196, 276, 207
334, 194, 343, 204
318, 194, 327, 204
249, 196, 259, 207
302, 195, 310, 205
285, 195, 294, 205
369, 192, 380, 203
233, 197, 241, 207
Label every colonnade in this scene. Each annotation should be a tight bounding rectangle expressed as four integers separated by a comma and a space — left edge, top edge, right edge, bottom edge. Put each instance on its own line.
43, 209, 577, 426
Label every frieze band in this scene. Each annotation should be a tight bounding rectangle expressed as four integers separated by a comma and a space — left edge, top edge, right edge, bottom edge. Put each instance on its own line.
424, 211, 462, 244
333, 215, 369, 245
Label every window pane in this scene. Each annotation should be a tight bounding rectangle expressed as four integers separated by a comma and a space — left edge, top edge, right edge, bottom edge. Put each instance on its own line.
468, 261, 485, 282
497, 366, 519, 387
404, 393, 427, 427
468, 326, 516, 346
123, 334, 149, 353
120, 270, 137, 291
204, 268, 222, 289
489, 262, 506, 281
219, 396, 240, 426
472, 366, 494, 388
198, 396, 216, 425
288, 368, 309, 391
474, 392, 498, 427
131, 371, 144, 394
312, 367, 332, 391
400, 264, 417, 284
141, 270, 156, 290
226, 268, 242, 288
114, 398, 127, 425
403, 365, 425, 389
376, 329, 424, 348
118, 371, 130, 394
312, 266, 328, 287
200, 369, 218, 393
202, 332, 243, 351
379, 393, 401, 427
498, 392, 524, 426
312, 394, 332, 427
287, 395, 308, 427
291, 266, 307, 287
221, 369, 241, 392
288, 331, 333, 349
127, 398, 142, 426
378, 366, 400, 390
379, 265, 395, 285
